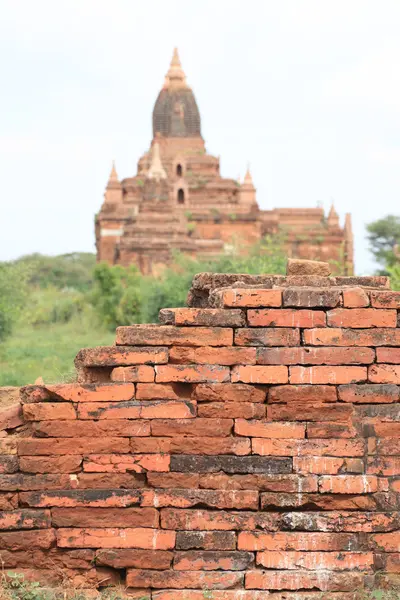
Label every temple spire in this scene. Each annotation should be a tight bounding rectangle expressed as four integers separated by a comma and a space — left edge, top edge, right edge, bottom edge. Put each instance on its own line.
327, 203, 339, 228
147, 143, 167, 181
164, 47, 188, 90
243, 165, 255, 188
106, 160, 121, 189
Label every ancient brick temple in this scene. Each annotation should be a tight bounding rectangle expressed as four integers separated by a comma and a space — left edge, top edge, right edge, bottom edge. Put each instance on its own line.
1, 261, 400, 597
95, 49, 354, 275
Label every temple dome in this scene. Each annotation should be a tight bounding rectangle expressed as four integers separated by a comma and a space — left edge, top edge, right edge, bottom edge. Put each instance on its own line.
152, 48, 201, 138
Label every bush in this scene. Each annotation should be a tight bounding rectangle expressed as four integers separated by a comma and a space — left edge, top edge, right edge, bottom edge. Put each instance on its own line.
0, 262, 29, 341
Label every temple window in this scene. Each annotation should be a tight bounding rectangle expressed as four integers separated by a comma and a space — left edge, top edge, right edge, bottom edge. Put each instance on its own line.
176, 164, 183, 177
177, 188, 185, 204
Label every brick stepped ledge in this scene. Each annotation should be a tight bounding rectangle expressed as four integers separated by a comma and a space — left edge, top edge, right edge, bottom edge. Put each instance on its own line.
1, 261, 400, 598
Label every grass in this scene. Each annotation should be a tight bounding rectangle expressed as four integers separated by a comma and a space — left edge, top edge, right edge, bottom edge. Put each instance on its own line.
0, 318, 114, 387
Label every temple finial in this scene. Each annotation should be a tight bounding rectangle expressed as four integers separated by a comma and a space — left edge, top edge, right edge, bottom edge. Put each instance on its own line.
147, 143, 167, 181
164, 47, 188, 89
243, 164, 254, 187
106, 160, 121, 189
327, 202, 339, 228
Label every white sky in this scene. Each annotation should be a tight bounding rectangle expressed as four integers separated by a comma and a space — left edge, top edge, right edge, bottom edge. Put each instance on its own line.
1, 0, 400, 274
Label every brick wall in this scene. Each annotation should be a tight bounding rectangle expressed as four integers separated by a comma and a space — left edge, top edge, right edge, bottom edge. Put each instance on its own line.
1, 269, 400, 597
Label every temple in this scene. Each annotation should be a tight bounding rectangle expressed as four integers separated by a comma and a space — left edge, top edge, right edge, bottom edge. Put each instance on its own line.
95, 49, 354, 275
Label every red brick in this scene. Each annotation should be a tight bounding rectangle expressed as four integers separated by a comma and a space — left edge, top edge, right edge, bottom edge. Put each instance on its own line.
176, 531, 236, 550
0, 548, 94, 569
83, 454, 170, 473
19, 489, 141, 507
384, 554, 400, 573
268, 385, 337, 403
0, 472, 144, 491
372, 532, 400, 552
343, 288, 370, 308
283, 288, 341, 308
373, 422, 400, 437
19, 456, 82, 474
234, 420, 305, 439
35, 383, 135, 403
17, 437, 129, 455
111, 366, 155, 383
319, 475, 378, 494
159, 307, 245, 327
0, 509, 50, 530
260, 493, 376, 511
130, 437, 172, 453
161, 508, 277, 531
95, 548, 172, 569
369, 365, 400, 384
280, 511, 399, 532
231, 366, 288, 384
75, 346, 169, 367
0, 438, 18, 454
218, 288, 282, 308
0, 529, 56, 550
268, 403, 353, 422
257, 346, 374, 365
156, 364, 230, 383
245, 570, 363, 591
33, 419, 150, 437
327, 308, 396, 328
152, 593, 276, 600
141, 489, 258, 510
306, 423, 358, 438
116, 325, 233, 347
147, 473, 200, 489
238, 531, 357, 551
253, 438, 364, 457
235, 328, 300, 347
290, 366, 367, 384
248, 308, 326, 328
371, 290, 400, 308
0, 404, 23, 430
173, 550, 253, 571
377, 347, 400, 363
293, 457, 363, 475
22, 403, 76, 421
150, 418, 233, 437
339, 384, 399, 403
52, 507, 158, 528
77, 400, 196, 420
135, 436, 250, 456
304, 327, 400, 346
198, 403, 266, 419
57, 527, 176, 549
0, 457, 18, 474
136, 383, 191, 400
199, 473, 317, 493
170, 346, 256, 365
126, 569, 243, 589
373, 437, 400, 455
194, 383, 266, 403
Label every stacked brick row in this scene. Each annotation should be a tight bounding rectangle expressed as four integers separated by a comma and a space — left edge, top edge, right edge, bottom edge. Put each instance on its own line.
1, 274, 400, 598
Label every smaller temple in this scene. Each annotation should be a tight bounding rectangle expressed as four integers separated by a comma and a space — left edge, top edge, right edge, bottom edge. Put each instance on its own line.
96, 49, 353, 274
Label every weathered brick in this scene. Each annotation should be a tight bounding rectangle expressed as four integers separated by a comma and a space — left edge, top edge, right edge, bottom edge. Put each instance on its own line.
52, 507, 158, 528
33, 419, 150, 438
234, 420, 305, 439
152, 593, 286, 600
159, 308, 245, 327
19, 489, 141, 507
245, 570, 363, 591
371, 532, 400, 552
217, 288, 282, 308
342, 288, 370, 308
156, 364, 230, 383
136, 383, 191, 400
111, 366, 155, 383
126, 569, 243, 589
238, 531, 358, 551
17, 437, 130, 455
170, 346, 257, 365
289, 366, 367, 384
377, 347, 400, 363
0, 493, 18, 510
268, 385, 337, 403
0, 509, 50, 530
338, 384, 399, 403
252, 439, 364, 457
176, 531, 236, 550
77, 400, 196, 420
304, 327, 400, 346
193, 383, 266, 403
0, 529, 56, 550
258, 550, 372, 571
0, 404, 23, 430
199, 473, 317, 493
198, 403, 266, 419
235, 328, 300, 347
231, 366, 288, 384
22, 403, 76, 421
327, 308, 396, 328
95, 548, 172, 569
116, 325, 233, 347
141, 489, 259, 510
23, 383, 135, 403
170, 455, 292, 474
369, 365, 400, 384
280, 511, 400, 533
0, 548, 94, 569
161, 508, 278, 531
19, 456, 82, 474
75, 346, 169, 367
260, 492, 376, 511
371, 290, 400, 308
283, 288, 341, 308
257, 346, 374, 365
293, 457, 363, 475
150, 418, 233, 437
0, 456, 19, 474
57, 527, 176, 549
131, 436, 250, 456
83, 453, 170, 473
248, 309, 326, 328
173, 550, 253, 571
268, 403, 353, 422
306, 423, 357, 438
0, 438, 17, 455
147, 473, 200, 489
319, 475, 378, 494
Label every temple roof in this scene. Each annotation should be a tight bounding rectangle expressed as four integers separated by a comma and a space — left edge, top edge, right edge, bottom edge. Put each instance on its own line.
152, 48, 201, 138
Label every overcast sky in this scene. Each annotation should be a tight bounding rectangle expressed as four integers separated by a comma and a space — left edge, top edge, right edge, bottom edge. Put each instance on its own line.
1, 0, 399, 274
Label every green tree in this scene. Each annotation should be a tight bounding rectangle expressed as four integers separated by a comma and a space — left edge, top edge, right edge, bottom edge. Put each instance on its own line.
366, 215, 400, 272
15, 252, 96, 291
0, 262, 28, 341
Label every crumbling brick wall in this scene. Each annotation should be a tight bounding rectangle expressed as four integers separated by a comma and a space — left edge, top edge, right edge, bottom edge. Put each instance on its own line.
1, 269, 400, 598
